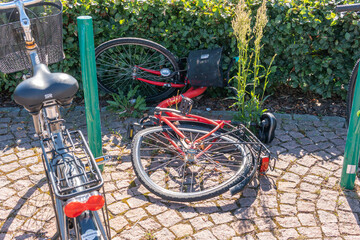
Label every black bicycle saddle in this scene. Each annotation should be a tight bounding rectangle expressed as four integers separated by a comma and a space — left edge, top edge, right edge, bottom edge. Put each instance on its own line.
13, 64, 79, 114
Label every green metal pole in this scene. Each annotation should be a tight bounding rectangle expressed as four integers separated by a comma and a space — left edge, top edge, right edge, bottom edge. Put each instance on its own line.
77, 16, 103, 170
340, 67, 360, 189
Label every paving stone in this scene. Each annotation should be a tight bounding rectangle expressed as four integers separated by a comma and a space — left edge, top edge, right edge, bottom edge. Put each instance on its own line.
337, 196, 360, 213
178, 206, 199, 219
296, 155, 318, 167
298, 191, 318, 201
297, 201, 316, 212
190, 216, 214, 230
338, 210, 359, 223
259, 194, 278, 208
139, 218, 161, 231
277, 181, 297, 192
318, 210, 338, 223
6, 168, 30, 180
339, 224, 360, 235
119, 225, 145, 240
302, 174, 323, 185
110, 216, 128, 231
278, 229, 300, 240
217, 199, 239, 212
124, 208, 148, 222
1, 161, 21, 173
257, 207, 280, 217
256, 232, 277, 240
154, 228, 176, 240
297, 227, 322, 238
234, 207, 256, 220
192, 230, 217, 240
279, 192, 297, 205
211, 224, 236, 239
281, 172, 301, 183
108, 202, 129, 215
276, 216, 301, 228
170, 223, 193, 238
1, 217, 25, 231
322, 223, 340, 237
254, 218, 276, 231
0, 187, 16, 200
280, 204, 297, 215
300, 182, 321, 193
298, 213, 317, 226
288, 164, 309, 176
16, 149, 35, 159
156, 210, 181, 228
126, 195, 148, 208
210, 211, 234, 224
238, 197, 257, 207
194, 201, 219, 214
21, 218, 45, 232
317, 198, 336, 211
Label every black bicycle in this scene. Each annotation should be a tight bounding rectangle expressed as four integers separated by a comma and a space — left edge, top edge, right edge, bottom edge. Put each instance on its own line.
0, 0, 110, 239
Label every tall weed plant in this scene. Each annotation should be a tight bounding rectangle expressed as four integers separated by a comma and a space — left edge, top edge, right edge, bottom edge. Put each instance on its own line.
230, 0, 275, 125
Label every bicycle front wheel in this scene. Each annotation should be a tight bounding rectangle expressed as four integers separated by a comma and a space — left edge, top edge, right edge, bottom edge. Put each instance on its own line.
347, 59, 359, 125
131, 124, 253, 202
95, 37, 180, 102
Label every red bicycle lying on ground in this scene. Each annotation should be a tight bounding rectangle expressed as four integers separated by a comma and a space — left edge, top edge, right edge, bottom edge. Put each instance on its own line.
96, 38, 277, 202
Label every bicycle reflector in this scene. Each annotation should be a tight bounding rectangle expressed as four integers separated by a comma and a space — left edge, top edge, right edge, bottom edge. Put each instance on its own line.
64, 192, 105, 218
259, 156, 270, 174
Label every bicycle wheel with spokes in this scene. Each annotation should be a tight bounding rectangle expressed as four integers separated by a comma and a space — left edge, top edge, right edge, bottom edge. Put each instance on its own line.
95, 37, 180, 102
131, 124, 253, 202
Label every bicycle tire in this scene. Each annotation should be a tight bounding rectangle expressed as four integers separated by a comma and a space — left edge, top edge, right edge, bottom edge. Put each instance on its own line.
131, 124, 253, 202
346, 59, 359, 126
95, 37, 180, 102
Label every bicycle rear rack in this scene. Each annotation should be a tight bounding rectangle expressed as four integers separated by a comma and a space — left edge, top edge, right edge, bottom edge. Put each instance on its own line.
216, 123, 276, 173
40, 129, 104, 200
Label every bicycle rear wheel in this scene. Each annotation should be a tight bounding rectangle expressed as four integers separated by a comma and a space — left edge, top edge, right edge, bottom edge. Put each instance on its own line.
95, 37, 180, 102
131, 124, 253, 202
346, 59, 359, 125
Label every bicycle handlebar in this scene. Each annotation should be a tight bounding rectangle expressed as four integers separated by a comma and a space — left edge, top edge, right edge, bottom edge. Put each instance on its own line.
336, 4, 360, 13
0, 0, 42, 10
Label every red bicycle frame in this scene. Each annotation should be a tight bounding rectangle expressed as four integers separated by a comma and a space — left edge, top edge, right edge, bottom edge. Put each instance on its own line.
134, 65, 186, 88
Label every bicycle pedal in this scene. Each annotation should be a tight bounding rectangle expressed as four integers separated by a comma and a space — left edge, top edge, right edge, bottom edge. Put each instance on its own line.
179, 96, 193, 114
95, 155, 111, 166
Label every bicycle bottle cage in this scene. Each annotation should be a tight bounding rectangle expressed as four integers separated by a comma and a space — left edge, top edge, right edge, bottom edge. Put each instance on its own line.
187, 48, 224, 87
179, 96, 194, 114
0, 0, 64, 73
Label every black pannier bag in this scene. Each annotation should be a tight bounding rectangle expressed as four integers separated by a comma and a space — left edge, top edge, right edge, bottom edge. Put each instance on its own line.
187, 48, 224, 87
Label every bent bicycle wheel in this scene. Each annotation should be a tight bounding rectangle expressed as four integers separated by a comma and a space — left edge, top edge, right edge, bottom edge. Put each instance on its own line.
95, 37, 180, 102
346, 59, 359, 126
131, 124, 253, 202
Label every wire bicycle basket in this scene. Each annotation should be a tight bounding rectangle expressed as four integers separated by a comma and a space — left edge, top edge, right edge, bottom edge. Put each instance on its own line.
0, 0, 64, 73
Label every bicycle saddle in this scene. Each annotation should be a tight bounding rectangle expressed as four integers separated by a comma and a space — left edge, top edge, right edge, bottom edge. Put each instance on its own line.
13, 64, 79, 114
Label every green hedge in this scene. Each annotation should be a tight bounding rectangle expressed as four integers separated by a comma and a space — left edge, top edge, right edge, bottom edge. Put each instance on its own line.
1, 0, 359, 100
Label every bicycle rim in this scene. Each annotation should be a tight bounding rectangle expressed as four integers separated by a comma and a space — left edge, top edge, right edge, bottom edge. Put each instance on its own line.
95, 38, 179, 102
131, 125, 253, 202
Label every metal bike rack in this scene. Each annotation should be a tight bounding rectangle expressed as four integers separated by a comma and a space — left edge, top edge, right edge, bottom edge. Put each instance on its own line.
77, 16, 104, 170
341, 69, 360, 189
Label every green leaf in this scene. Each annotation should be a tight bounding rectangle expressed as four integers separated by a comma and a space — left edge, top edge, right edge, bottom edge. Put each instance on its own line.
345, 32, 351, 41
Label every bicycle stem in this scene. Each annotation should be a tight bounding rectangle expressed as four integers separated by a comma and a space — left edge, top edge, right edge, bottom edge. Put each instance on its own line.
15, 0, 41, 67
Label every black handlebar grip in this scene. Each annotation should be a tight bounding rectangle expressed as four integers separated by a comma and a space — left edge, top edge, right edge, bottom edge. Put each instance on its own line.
336, 4, 360, 12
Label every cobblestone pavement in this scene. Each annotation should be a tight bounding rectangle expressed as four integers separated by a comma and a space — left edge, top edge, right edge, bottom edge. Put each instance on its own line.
0, 106, 359, 240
